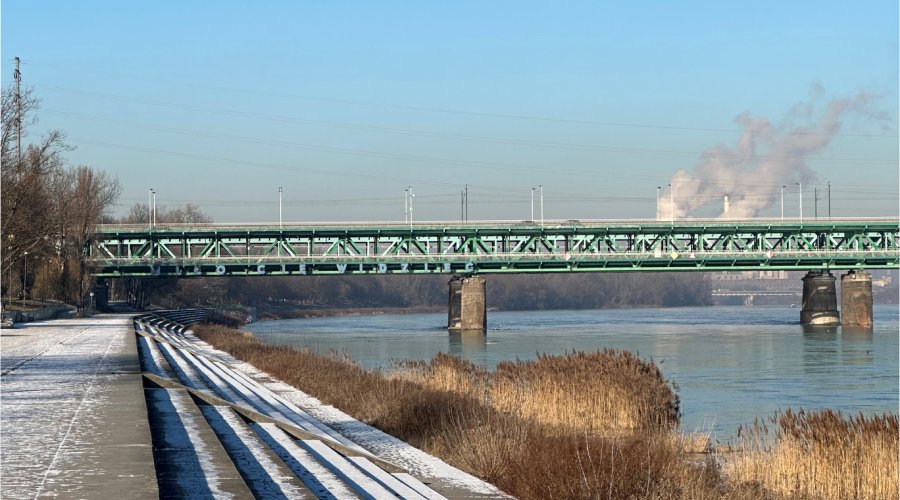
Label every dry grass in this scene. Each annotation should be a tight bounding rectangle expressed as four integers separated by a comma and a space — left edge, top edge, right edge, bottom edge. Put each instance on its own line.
396, 350, 679, 436
726, 409, 899, 500
193, 324, 898, 500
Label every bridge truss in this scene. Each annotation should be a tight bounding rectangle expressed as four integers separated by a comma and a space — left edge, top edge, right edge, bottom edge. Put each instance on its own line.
86, 219, 900, 277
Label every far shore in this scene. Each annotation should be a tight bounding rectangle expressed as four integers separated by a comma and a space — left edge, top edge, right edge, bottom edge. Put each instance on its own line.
253, 305, 446, 321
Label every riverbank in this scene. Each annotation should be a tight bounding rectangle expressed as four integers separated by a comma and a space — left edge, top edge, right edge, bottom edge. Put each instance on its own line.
195, 322, 899, 499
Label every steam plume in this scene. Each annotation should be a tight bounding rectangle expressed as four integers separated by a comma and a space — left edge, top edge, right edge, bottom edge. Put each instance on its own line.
659, 92, 877, 219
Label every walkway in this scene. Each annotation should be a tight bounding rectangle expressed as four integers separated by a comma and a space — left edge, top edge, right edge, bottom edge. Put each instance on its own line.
1, 314, 504, 498
0, 315, 157, 499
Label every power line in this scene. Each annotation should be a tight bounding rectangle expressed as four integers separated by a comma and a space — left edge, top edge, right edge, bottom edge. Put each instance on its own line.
27, 75, 896, 139
44, 108, 895, 167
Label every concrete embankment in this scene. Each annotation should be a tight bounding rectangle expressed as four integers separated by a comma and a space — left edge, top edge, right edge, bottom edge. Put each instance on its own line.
1, 301, 72, 326
1, 311, 504, 498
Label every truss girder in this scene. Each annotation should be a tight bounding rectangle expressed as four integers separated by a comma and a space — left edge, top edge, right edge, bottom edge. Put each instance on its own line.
85, 221, 900, 277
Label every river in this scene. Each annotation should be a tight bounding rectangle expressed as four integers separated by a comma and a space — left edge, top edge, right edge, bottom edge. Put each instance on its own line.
244, 305, 899, 442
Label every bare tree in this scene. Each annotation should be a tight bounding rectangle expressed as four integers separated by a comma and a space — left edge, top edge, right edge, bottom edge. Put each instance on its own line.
115, 202, 212, 307
1, 83, 121, 307
58, 166, 121, 305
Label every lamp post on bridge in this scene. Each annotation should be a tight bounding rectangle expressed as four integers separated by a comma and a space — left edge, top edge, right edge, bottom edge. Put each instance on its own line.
539, 184, 544, 227
406, 186, 414, 226
797, 182, 803, 223
781, 185, 786, 220
148, 188, 154, 230
668, 183, 674, 225
278, 186, 283, 229
531, 187, 535, 221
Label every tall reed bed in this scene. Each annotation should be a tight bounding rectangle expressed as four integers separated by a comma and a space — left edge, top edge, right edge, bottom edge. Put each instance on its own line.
194, 324, 722, 498
726, 409, 899, 500
193, 324, 898, 499
397, 350, 679, 435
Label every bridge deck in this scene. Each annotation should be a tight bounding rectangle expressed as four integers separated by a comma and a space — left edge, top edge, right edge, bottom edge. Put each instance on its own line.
87, 218, 900, 277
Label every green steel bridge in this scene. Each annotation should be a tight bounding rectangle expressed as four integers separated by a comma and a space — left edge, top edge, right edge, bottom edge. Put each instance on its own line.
86, 218, 899, 278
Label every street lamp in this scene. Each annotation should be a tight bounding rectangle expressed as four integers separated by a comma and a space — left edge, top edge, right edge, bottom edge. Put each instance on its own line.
278, 187, 283, 229
781, 185, 786, 220
148, 188, 154, 230
89, 291, 95, 314
531, 187, 535, 221
403, 186, 416, 226
797, 182, 803, 223
409, 187, 415, 226
22, 251, 27, 307
668, 183, 674, 224
539, 184, 544, 227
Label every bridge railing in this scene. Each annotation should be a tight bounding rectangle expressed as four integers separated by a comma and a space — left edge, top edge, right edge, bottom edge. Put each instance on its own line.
95, 217, 900, 233
90, 249, 899, 262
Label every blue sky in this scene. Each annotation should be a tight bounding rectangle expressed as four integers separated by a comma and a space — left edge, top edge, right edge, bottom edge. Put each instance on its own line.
2, 1, 897, 222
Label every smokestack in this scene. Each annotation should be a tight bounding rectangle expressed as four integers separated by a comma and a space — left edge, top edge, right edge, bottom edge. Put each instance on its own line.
723, 194, 730, 215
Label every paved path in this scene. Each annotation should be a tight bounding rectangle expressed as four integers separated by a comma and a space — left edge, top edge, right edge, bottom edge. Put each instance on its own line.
1, 314, 504, 499
1, 315, 158, 499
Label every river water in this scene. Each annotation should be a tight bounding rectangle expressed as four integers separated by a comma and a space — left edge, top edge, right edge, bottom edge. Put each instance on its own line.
244, 305, 899, 441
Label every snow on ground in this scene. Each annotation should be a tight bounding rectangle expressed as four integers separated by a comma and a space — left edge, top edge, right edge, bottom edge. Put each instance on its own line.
184, 330, 506, 497
0, 316, 144, 498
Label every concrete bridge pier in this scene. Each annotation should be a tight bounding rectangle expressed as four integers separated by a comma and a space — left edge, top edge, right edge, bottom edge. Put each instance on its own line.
800, 271, 840, 326
448, 275, 486, 332
840, 270, 873, 328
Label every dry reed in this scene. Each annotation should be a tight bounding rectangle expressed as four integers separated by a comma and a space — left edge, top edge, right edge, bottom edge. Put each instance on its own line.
726, 409, 899, 500
396, 349, 679, 436
193, 323, 897, 499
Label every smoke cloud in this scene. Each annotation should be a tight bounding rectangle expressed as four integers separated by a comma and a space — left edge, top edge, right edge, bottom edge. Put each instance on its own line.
658, 91, 879, 219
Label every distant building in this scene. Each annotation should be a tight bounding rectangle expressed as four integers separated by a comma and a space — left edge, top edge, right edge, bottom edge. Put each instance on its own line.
873, 274, 892, 288
711, 270, 789, 281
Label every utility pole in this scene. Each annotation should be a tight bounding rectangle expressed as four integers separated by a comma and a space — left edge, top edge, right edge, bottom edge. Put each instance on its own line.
15, 57, 22, 165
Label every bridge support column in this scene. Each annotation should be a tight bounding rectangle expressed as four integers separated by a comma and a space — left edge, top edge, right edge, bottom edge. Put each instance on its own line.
800, 271, 840, 326
448, 275, 486, 332
840, 271, 873, 328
